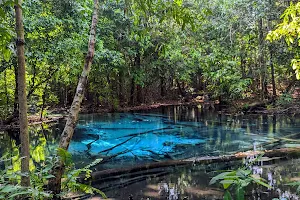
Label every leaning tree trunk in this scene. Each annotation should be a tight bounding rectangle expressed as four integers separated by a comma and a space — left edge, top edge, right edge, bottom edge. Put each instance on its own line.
47, 0, 99, 197
15, 0, 30, 187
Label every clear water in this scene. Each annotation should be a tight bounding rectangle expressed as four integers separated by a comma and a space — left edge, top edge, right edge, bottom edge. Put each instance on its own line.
1, 105, 300, 199
1, 105, 300, 168
67, 106, 300, 168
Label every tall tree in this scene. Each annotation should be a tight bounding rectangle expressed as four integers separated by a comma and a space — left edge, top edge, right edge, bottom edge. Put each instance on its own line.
14, 0, 30, 187
47, 0, 99, 196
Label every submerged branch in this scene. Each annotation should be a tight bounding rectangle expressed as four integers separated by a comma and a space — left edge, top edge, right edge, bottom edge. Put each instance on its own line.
116, 127, 174, 139
98, 136, 136, 154
86, 147, 300, 183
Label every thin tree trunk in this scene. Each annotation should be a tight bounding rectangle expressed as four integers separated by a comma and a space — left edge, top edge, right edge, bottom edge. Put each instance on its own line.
13, 62, 18, 114
268, 0, 277, 99
258, 18, 267, 100
240, 42, 246, 78
47, 0, 99, 196
14, 0, 30, 187
134, 53, 142, 105
40, 86, 47, 120
136, 84, 143, 104
267, 5, 276, 98
130, 77, 135, 105
270, 47, 276, 97
118, 70, 125, 104
161, 77, 166, 97
4, 69, 9, 115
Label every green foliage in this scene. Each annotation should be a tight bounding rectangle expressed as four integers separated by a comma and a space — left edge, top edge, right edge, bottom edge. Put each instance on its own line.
56, 148, 106, 198
210, 155, 271, 200
285, 181, 300, 193
0, 1, 15, 62
267, 2, 300, 79
57, 147, 73, 167
0, 157, 52, 199
0, 0, 298, 118
276, 93, 293, 107
0, 150, 106, 199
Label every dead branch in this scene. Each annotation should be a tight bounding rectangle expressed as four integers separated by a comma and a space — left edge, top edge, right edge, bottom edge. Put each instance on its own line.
87, 147, 300, 183
98, 136, 136, 154
116, 127, 174, 139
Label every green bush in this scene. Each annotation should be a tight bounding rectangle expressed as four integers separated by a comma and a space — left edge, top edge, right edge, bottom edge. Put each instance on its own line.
0, 149, 106, 200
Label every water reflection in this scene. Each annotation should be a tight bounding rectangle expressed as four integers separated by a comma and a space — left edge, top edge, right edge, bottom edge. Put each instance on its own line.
100, 158, 300, 200
1, 105, 300, 169
69, 106, 300, 169
1, 106, 300, 199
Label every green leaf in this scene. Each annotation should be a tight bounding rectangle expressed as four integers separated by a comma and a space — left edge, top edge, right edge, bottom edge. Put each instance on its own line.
43, 174, 55, 179
251, 176, 272, 188
236, 187, 245, 200
210, 171, 234, 185
57, 148, 72, 166
0, 8, 5, 19
8, 191, 32, 198
220, 180, 235, 189
224, 190, 232, 200
3, 48, 11, 62
1, 185, 18, 193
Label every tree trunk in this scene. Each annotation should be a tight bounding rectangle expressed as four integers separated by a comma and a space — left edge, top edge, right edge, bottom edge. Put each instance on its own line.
47, 0, 99, 196
13, 62, 18, 115
258, 18, 267, 100
240, 42, 246, 78
118, 70, 125, 104
4, 68, 9, 115
161, 77, 166, 97
130, 77, 135, 105
40, 86, 47, 120
134, 53, 142, 105
270, 46, 276, 97
136, 84, 143, 104
14, 0, 30, 187
267, 6, 276, 98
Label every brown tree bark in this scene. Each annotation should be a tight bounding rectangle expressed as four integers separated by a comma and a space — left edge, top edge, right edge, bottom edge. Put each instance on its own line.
4, 68, 9, 114
160, 77, 166, 97
14, 0, 30, 187
258, 18, 268, 100
47, 0, 99, 197
13, 63, 19, 114
118, 69, 125, 104
269, 46, 276, 97
267, 3, 276, 98
130, 77, 135, 105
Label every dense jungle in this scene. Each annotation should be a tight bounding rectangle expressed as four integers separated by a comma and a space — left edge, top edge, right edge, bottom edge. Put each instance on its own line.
1, 0, 300, 199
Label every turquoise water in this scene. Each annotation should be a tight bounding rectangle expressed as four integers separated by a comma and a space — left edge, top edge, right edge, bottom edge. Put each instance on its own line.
1, 106, 300, 169
66, 106, 300, 167
1, 106, 300, 199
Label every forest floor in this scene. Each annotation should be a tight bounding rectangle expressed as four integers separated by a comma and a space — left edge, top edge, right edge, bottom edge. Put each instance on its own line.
227, 98, 300, 115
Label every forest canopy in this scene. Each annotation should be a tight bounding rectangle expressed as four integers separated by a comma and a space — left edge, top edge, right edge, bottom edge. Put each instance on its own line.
0, 0, 299, 118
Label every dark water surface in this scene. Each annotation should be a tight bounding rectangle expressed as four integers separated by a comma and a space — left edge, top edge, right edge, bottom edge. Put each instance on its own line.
1, 105, 300, 199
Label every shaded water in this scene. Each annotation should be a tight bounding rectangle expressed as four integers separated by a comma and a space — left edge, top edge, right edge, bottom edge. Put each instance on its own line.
98, 158, 300, 200
1, 105, 300, 199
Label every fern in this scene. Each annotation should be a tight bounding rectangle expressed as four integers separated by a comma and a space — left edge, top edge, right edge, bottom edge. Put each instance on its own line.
61, 157, 106, 198
57, 148, 73, 167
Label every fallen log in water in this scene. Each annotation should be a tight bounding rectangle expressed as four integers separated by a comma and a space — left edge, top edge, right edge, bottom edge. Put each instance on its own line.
243, 100, 273, 112
0, 116, 64, 131
86, 147, 300, 183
